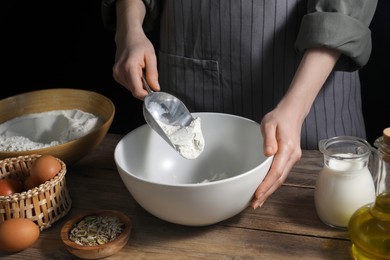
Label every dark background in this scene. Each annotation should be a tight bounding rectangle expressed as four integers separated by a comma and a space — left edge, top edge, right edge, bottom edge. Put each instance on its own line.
1, 0, 389, 145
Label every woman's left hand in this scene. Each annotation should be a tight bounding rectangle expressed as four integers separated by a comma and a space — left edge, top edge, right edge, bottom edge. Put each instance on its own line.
251, 104, 303, 209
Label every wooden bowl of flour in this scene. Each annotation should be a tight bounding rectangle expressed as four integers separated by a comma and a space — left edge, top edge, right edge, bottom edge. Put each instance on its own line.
0, 88, 115, 165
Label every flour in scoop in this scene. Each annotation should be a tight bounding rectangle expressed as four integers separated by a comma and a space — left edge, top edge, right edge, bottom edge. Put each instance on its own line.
0, 109, 103, 152
157, 117, 205, 159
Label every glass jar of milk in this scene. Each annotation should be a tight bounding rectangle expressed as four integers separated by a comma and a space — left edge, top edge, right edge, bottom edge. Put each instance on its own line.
314, 136, 376, 229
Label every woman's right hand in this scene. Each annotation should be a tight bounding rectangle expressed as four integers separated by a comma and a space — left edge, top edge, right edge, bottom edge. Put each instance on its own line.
113, 0, 160, 100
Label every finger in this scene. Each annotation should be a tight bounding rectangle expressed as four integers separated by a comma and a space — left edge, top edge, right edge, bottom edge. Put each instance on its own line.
252, 139, 294, 204
128, 65, 150, 100
251, 143, 301, 209
112, 62, 129, 89
112, 59, 141, 95
254, 149, 289, 200
251, 156, 295, 209
112, 53, 149, 100
261, 121, 278, 157
144, 53, 160, 92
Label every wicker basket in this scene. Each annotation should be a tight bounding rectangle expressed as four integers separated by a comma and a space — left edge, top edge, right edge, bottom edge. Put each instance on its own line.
0, 154, 72, 231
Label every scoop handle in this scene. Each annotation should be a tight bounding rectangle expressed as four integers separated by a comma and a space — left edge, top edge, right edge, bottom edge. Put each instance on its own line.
142, 75, 154, 94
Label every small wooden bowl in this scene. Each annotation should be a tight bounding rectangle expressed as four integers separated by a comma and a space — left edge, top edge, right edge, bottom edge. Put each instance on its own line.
61, 210, 131, 259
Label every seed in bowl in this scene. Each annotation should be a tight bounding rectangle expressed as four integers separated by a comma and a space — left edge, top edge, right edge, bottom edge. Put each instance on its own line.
68, 215, 124, 246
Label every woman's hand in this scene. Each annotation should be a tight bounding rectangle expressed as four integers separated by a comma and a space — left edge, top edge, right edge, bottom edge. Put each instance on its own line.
113, 0, 160, 100
251, 104, 303, 209
251, 47, 341, 209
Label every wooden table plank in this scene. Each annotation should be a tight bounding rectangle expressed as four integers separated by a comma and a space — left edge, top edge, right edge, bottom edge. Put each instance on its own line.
225, 186, 349, 240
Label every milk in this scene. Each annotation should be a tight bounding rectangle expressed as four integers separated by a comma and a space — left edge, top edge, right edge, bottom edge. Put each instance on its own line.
314, 154, 376, 228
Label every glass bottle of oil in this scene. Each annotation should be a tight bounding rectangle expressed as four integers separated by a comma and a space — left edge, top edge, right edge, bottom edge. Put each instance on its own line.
348, 128, 390, 259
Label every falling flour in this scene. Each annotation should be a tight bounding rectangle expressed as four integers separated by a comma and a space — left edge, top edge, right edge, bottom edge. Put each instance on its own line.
157, 117, 205, 160
0, 109, 103, 152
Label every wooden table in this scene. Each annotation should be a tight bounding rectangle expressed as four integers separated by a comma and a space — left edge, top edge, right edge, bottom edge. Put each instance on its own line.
0, 134, 353, 259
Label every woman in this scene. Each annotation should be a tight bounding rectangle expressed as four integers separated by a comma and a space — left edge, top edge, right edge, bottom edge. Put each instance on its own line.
101, 0, 378, 209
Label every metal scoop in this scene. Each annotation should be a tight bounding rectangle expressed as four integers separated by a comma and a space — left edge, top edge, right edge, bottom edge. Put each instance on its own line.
142, 75, 194, 150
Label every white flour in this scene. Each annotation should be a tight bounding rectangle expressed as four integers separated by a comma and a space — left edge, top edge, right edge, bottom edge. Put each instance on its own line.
200, 171, 228, 183
157, 117, 205, 159
0, 109, 103, 152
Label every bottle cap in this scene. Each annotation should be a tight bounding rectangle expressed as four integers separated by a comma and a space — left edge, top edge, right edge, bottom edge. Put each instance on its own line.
381, 128, 390, 163
383, 127, 390, 145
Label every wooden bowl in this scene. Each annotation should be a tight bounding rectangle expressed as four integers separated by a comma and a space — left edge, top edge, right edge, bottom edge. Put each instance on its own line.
0, 88, 115, 165
61, 210, 131, 259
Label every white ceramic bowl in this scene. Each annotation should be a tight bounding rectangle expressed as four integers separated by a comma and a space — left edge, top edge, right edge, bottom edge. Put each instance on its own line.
114, 113, 273, 226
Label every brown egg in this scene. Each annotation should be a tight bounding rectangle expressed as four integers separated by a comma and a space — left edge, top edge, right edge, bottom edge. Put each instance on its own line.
0, 178, 23, 196
30, 155, 62, 185
0, 218, 40, 253
23, 175, 38, 191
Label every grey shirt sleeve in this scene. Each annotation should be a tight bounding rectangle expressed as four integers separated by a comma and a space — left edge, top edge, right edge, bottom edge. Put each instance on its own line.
101, 0, 116, 31
295, 0, 378, 71
101, 0, 158, 31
